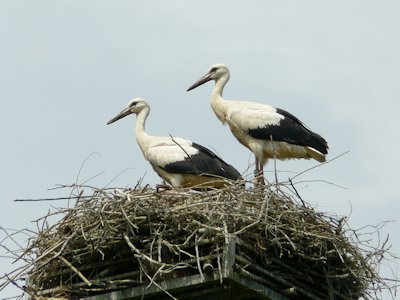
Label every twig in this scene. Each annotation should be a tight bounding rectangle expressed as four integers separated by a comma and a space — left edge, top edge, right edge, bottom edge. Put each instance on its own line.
14, 195, 92, 202
195, 234, 204, 280
59, 256, 92, 286
290, 151, 350, 181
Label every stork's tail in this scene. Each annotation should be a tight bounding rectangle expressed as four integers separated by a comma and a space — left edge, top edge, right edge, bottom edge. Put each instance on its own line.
306, 147, 327, 163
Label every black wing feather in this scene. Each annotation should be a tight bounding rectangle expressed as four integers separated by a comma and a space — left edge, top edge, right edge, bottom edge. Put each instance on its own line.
248, 108, 328, 154
162, 143, 241, 180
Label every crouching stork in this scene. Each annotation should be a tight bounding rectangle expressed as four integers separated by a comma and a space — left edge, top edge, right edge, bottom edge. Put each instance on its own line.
187, 64, 329, 184
107, 98, 242, 189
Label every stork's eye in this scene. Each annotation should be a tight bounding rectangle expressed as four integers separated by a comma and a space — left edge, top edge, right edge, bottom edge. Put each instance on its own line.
210, 67, 217, 73
131, 101, 138, 107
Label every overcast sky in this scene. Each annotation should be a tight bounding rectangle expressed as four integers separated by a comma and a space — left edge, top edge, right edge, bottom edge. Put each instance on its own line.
1, 1, 399, 298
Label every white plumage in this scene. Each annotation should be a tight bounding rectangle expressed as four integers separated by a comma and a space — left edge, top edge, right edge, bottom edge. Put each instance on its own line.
187, 64, 329, 184
227, 101, 283, 130
107, 98, 242, 189
142, 137, 198, 167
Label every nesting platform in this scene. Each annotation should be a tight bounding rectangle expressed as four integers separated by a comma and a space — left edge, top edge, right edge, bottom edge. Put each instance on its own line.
80, 236, 291, 300
20, 183, 382, 299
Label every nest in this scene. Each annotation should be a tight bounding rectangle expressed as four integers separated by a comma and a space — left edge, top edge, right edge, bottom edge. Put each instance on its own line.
1, 181, 395, 299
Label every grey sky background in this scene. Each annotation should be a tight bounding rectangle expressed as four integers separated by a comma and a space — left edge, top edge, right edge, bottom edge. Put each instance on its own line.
1, 1, 399, 298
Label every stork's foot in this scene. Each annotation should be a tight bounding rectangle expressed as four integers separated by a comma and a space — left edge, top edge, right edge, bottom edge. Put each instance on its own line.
156, 184, 172, 192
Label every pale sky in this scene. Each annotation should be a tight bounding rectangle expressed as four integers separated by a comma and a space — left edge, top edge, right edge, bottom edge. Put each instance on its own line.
1, 1, 399, 298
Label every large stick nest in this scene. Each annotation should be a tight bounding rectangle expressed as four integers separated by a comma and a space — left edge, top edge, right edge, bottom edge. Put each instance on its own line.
1, 182, 396, 299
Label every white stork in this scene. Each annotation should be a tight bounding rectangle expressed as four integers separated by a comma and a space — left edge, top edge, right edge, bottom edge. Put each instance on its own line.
107, 98, 242, 189
187, 64, 328, 184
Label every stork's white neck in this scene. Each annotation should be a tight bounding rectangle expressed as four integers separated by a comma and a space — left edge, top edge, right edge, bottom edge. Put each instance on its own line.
135, 106, 152, 157
211, 72, 230, 123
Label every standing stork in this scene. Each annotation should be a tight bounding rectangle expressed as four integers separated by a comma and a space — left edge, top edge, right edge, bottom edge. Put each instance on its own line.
107, 98, 242, 189
187, 64, 328, 184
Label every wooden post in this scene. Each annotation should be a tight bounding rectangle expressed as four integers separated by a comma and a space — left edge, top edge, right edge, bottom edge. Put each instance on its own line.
222, 235, 236, 278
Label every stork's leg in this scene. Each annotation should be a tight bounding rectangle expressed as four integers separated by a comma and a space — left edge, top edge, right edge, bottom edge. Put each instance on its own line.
258, 162, 265, 186
253, 161, 259, 179
253, 159, 265, 187
253, 158, 260, 186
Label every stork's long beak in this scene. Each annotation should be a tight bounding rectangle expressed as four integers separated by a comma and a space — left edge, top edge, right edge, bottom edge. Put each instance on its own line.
106, 108, 133, 125
187, 72, 213, 91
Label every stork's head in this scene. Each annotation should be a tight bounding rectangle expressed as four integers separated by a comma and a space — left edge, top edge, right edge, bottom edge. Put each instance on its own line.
107, 98, 149, 125
187, 64, 230, 91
